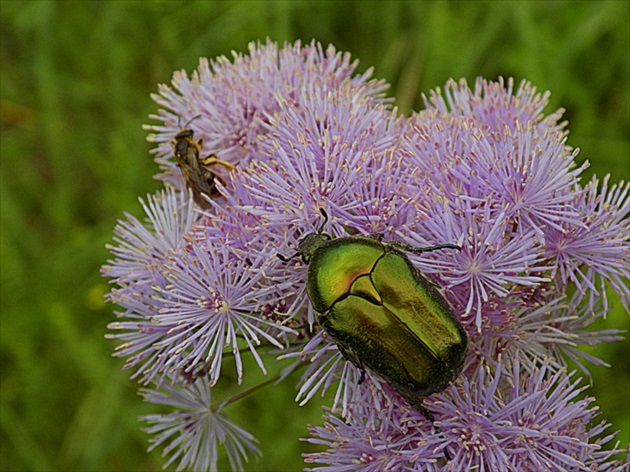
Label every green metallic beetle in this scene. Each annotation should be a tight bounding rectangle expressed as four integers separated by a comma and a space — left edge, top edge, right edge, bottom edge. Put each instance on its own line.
279, 209, 468, 420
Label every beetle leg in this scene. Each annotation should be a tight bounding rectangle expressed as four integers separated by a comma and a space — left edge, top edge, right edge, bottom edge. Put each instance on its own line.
403, 394, 452, 461
276, 251, 300, 262
396, 242, 461, 253
335, 342, 367, 383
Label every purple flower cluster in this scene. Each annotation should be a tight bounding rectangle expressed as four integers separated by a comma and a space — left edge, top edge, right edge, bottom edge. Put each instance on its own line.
103, 39, 629, 471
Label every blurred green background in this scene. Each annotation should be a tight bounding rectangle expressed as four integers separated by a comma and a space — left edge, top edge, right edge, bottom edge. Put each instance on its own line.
1, 1, 628, 471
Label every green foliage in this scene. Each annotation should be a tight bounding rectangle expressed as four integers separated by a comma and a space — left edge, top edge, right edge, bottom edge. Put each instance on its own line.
1, 1, 628, 470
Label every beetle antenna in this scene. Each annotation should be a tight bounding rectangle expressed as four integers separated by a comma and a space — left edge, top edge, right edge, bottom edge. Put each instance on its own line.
317, 208, 329, 233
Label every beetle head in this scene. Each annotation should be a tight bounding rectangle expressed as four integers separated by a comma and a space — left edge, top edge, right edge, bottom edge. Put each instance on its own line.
277, 208, 330, 263
295, 232, 331, 263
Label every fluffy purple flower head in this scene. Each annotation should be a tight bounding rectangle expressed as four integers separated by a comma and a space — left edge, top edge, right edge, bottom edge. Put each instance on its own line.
103, 40, 629, 471
140, 377, 261, 472
305, 361, 623, 471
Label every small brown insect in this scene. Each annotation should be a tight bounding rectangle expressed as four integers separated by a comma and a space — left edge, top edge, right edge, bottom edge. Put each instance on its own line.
172, 120, 234, 209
